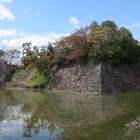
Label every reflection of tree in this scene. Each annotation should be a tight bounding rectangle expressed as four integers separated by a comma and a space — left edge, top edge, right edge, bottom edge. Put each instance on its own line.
21, 93, 109, 138
0, 89, 45, 124
23, 95, 61, 137
23, 93, 97, 137
22, 92, 140, 140
0, 89, 139, 140
0, 89, 19, 122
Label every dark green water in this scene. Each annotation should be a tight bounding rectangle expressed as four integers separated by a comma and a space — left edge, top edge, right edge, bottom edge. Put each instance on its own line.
0, 89, 140, 140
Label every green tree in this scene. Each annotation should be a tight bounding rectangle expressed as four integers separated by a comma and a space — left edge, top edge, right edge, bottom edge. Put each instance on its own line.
101, 20, 118, 30
88, 20, 140, 63
89, 21, 99, 31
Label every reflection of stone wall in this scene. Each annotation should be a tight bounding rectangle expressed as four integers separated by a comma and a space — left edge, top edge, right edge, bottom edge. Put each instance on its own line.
47, 62, 140, 93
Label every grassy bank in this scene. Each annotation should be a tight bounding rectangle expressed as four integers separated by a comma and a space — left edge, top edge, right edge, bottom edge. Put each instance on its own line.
8, 67, 48, 88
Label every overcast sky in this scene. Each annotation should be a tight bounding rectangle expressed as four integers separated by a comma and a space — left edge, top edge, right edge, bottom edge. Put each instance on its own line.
0, 0, 140, 49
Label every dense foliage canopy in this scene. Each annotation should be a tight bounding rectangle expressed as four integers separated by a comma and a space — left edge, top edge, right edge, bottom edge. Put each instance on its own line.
20, 20, 140, 76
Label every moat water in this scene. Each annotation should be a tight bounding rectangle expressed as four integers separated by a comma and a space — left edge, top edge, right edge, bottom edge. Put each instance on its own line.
0, 89, 140, 140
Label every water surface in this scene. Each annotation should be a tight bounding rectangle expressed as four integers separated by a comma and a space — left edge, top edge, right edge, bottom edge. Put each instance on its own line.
0, 89, 140, 140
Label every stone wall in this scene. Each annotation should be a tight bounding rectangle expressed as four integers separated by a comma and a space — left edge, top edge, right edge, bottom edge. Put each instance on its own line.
0, 63, 17, 86
47, 62, 140, 93
47, 62, 101, 93
101, 63, 140, 93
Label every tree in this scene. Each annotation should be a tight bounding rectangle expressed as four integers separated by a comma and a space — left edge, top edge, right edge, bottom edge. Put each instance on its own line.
47, 42, 54, 54
21, 42, 54, 71
0, 49, 5, 57
89, 21, 99, 31
21, 20, 140, 69
87, 20, 140, 63
4, 49, 20, 64
101, 20, 118, 30
88, 26, 110, 46
119, 27, 133, 44
22, 42, 39, 66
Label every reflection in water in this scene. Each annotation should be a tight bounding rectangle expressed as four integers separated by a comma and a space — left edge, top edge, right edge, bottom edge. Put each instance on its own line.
0, 89, 140, 140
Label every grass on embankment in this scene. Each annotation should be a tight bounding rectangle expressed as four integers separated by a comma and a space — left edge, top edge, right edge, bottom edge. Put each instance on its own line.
27, 68, 47, 88
10, 67, 48, 88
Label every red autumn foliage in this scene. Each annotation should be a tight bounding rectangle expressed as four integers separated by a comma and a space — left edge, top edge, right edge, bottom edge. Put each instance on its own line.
64, 49, 85, 61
